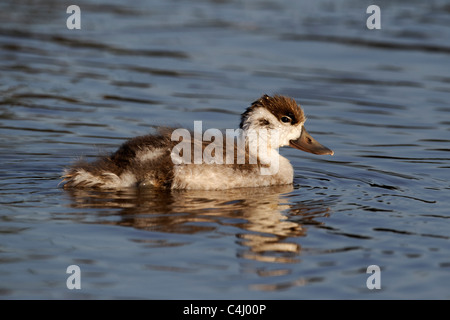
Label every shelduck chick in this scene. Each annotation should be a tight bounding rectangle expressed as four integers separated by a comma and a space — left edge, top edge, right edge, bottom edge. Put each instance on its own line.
61, 94, 333, 190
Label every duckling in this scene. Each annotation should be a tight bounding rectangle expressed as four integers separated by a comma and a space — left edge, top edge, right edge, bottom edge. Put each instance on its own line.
61, 94, 333, 190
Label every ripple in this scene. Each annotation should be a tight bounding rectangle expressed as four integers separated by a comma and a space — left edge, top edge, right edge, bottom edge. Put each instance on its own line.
103, 94, 159, 105
51, 35, 190, 59
373, 228, 449, 240
281, 33, 450, 54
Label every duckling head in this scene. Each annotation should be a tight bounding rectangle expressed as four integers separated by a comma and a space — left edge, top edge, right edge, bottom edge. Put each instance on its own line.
240, 94, 333, 155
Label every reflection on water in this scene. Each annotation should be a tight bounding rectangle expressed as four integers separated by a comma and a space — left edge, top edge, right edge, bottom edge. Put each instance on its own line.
64, 185, 332, 265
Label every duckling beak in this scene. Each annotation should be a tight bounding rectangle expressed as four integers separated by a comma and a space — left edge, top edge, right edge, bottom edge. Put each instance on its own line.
289, 128, 334, 155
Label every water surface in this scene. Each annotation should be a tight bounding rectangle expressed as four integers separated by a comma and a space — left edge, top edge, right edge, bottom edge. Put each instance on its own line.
0, 0, 449, 299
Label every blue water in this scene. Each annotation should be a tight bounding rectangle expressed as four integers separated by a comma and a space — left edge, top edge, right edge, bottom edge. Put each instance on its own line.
0, 0, 449, 299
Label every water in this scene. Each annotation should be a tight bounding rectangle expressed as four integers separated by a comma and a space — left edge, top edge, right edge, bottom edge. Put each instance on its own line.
0, 0, 449, 299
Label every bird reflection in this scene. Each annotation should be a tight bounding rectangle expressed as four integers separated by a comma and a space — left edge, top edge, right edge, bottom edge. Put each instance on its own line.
64, 185, 331, 264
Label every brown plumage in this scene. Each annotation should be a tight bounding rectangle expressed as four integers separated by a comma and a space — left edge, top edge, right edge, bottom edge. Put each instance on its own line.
240, 95, 305, 128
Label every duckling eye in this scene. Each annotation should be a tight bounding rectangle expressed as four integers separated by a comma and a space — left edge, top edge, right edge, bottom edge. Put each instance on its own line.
281, 116, 291, 123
